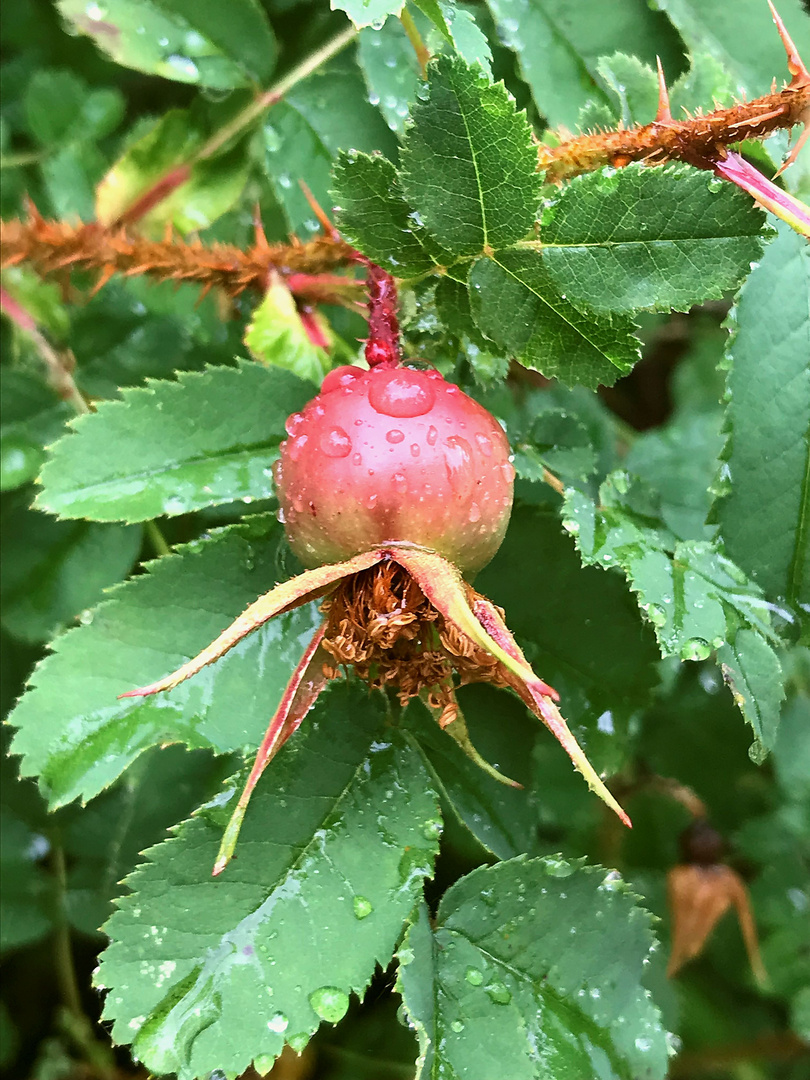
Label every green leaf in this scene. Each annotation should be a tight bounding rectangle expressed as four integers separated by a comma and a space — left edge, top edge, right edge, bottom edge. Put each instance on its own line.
0, 370, 72, 492
596, 53, 660, 127
655, 0, 810, 98
540, 165, 767, 314
562, 475, 786, 748
332, 151, 444, 276
513, 408, 597, 486
716, 223, 810, 607
718, 630, 785, 755
1, 494, 142, 645
8, 516, 323, 806
56, 0, 278, 89
625, 410, 725, 542
95, 108, 251, 236
62, 745, 232, 936
332, 0, 404, 30
244, 276, 330, 385
357, 19, 421, 134
398, 858, 668, 1080
404, 690, 537, 860
264, 64, 397, 239
477, 506, 660, 749
36, 362, 311, 523
399, 56, 541, 256
563, 474, 778, 659
483, 0, 683, 129
24, 69, 124, 147
468, 252, 640, 388
410, 1, 493, 71
96, 683, 440, 1079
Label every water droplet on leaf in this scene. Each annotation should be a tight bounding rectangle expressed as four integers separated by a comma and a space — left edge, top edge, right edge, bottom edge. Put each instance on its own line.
309, 986, 349, 1023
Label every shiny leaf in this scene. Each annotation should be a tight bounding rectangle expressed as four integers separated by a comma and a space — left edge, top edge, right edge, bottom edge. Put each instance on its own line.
468, 252, 640, 388
483, 0, 682, 128
97, 683, 439, 1079
36, 362, 311, 523
716, 222, 810, 607
332, 151, 444, 276
398, 858, 668, 1079
56, 0, 277, 88
8, 517, 323, 806
399, 56, 541, 255
540, 164, 767, 313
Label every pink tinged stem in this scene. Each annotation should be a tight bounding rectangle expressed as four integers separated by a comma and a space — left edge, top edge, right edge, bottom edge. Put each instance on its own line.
713, 152, 810, 237
472, 596, 632, 828
213, 621, 330, 876
119, 549, 384, 698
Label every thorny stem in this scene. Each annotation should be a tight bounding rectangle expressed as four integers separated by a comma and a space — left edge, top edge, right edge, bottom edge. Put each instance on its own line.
400, 9, 431, 78
117, 25, 358, 227
0, 287, 90, 414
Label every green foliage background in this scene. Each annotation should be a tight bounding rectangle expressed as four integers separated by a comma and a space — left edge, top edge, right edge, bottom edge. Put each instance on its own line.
1, 1, 808, 1078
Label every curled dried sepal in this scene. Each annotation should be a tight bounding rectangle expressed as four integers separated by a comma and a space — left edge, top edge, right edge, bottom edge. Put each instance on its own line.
393, 547, 631, 828
119, 549, 383, 698
667, 862, 768, 985
213, 622, 330, 876
120, 542, 631, 870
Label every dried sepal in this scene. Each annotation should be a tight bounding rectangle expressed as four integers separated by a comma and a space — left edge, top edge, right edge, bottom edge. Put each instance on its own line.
120, 548, 384, 699
667, 863, 767, 985
213, 621, 330, 876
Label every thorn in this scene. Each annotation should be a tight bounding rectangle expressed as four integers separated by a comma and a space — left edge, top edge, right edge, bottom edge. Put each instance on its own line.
89, 264, 116, 296
299, 180, 339, 239
775, 124, 809, 175
195, 281, 214, 306
768, 0, 810, 87
655, 56, 673, 122
252, 203, 269, 252
727, 105, 787, 129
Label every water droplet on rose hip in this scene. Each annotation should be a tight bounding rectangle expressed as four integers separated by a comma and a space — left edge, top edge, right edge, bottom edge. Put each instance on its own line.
386, 429, 404, 444
320, 426, 351, 458
309, 986, 349, 1023
427, 426, 438, 446
285, 413, 304, 436
368, 370, 436, 417
468, 502, 481, 523
288, 434, 308, 462
352, 453, 362, 466
443, 436, 474, 496
393, 472, 408, 493
501, 461, 516, 482
365, 494, 378, 510
475, 432, 493, 457
410, 443, 420, 457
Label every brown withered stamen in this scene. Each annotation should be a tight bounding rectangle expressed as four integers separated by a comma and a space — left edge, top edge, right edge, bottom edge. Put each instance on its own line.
320, 560, 509, 714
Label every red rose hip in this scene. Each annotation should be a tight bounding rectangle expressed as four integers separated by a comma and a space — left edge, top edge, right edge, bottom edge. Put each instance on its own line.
275, 364, 514, 575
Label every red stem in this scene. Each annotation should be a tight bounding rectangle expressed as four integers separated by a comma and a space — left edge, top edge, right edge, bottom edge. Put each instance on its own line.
364, 264, 401, 368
